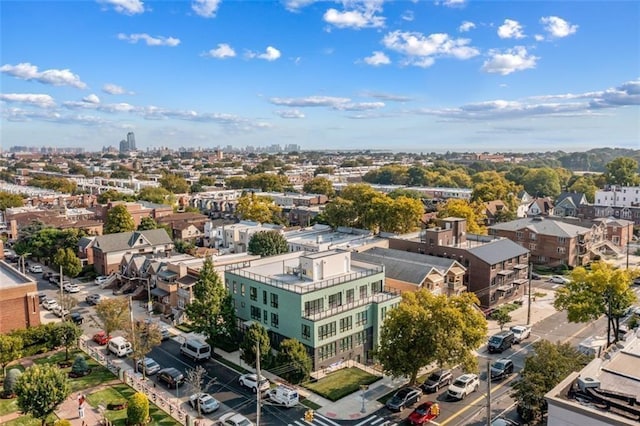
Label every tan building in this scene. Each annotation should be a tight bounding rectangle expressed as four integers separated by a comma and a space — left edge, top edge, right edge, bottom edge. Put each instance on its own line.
0, 257, 40, 333
96, 201, 173, 227
92, 229, 174, 275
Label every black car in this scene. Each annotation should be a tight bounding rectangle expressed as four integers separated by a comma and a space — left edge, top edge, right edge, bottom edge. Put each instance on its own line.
69, 312, 84, 325
490, 358, 514, 380
157, 368, 185, 389
385, 387, 422, 411
38, 293, 48, 304
420, 369, 453, 393
531, 272, 541, 280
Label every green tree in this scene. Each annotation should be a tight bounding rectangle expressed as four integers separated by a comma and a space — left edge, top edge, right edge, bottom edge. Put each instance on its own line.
52, 248, 82, 278
71, 354, 90, 376
14, 364, 71, 426
317, 197, 356, 228
0, 191, 24, 210
604, 157, 640, 186
138, 186, 175, 205
137, 217, 159, 231
104, 204, 136, 234
159, 173, 189, 193
184, 258, 228, 354
554, 261, 636, 346
236, 193, 282, 224
97, 189, 135, 204
95, 298, 130, 338
522, 167, 562, 198
127, 392, 150, 426
375, 290, 487, 384
276, 338, 312, 384
492, 307, 512, 331
248, 230, 289, 257
437, 199, 487, 234
128, 322, 162, 378
4, 368, 22, 396
382, 196, 424, 233
53, 322, 82, 361
511, 340, 589, 423
240, 322, 271, 368
302, 177, 335, 197
567, 175, 599, 203
0, 334, 23, 377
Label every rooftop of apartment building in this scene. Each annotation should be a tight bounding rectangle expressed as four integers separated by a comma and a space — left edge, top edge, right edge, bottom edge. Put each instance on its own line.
286, 225, 375, 248
489, 215, 593, 237
0, 260, 35, 288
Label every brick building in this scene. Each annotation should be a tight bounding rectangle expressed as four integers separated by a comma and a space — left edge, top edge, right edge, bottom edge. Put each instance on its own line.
0, 245, 40, 333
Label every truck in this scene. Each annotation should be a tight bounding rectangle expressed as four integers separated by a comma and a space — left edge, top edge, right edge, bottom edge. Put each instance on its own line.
266, 385, 299, 407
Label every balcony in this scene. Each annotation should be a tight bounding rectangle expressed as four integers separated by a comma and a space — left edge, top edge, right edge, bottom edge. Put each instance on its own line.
302, 291, 399, 321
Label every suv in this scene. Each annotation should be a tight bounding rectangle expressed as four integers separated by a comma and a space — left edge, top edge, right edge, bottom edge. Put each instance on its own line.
447, 374, 480, 400
510, 325, 531, 343
157, 368, 185, 389
69, 312, 84, 325
189, 393, 220, 414
85, 293, 103, 305
28, 265, 43, 273
549, 275, 570, 284
420, 369, 453, 393
42, 299, 59, 311
488, 330, 515, 353
385, 387, 422, 411
239, 373, 270, 393
490, 358, 514, 381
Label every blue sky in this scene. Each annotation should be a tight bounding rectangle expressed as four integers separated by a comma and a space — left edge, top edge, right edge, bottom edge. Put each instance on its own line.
1, 0, 639, 153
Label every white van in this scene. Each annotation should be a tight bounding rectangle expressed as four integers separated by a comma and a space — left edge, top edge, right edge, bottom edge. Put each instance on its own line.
108, 336, 133, 357
180, 339, 211, 361
267, 385, 299, 407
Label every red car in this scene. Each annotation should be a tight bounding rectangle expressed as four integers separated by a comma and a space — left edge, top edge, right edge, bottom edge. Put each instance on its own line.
92, 331, 111, 345
407, 401, 440, 425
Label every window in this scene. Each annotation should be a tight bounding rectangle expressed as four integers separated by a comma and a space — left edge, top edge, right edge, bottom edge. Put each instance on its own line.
328, 292, 342, 309
304, 298, 324, 316
529, 233, 537, 241
232, 281, 237, 294
250, 306, 261, 320
359, 285, 368, 299
263, 290, 267, 305
225, 278, 229, 291
241, 283, 245, 296
557, 237, 567, 245
355, 330, 367, 346
516, 231, 524, 240
340, 316, 352, 332
270, 293, 279, 308
318, 322, 336, 340
346, 289, 354, 304
263, 309, 268, 323
371, 280, 382, 293
529, 243, 537, 250
381, 306, 388, 321
340, 336, 353, 352
250, 287, 257, 301
301, 324, 311, 340
318, 342, 336, 360
557, 247, 566, 254
271, 313, 279, 328
356, 311, 368, 326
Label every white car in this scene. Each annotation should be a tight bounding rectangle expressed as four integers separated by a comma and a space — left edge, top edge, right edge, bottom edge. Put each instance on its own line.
136, 357, 161, 376
63, 283, 80, 293
53, 306, 70, 318
28, 265, 43, 273
188, 392, 220, 414
510, 325, 532, 343
447, 373, 480, 400
218, 412, 254, 426
238, 373, 270, 393
95, 275, 109, 285
42, 299, 59, 311
549, 275, 570, 284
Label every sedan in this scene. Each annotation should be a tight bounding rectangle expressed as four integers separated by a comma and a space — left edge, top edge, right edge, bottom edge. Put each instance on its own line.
63, 283, 80, 293
28, 265, 43, 273
93, 331, 111, 345
407, 401, 440, 425
85, 293, 103, 305
42, 299, 59, 311
549, 275, 570, 284
385, 387, 422, 412
136, 357, 161, 376
447, 374, 480, 400
189, 392, 220, 414
219, 412, 254, 426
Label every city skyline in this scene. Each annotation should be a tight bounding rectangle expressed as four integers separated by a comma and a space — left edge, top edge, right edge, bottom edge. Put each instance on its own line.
1, 0, 639, 152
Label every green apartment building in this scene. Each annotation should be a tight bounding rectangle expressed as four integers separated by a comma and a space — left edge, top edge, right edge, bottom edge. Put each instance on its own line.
224, 249, 401, 370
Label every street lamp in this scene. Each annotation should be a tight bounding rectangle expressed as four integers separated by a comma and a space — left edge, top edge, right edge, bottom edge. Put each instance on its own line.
20, 252, 31, 274
360, 384, 369, 413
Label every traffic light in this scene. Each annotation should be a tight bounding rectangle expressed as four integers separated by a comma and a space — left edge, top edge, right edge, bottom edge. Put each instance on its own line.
431, 403, 440, 417
304, 409, 314, 422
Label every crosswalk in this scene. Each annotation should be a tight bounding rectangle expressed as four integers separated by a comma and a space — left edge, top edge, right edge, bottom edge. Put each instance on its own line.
288, 413, 398, 426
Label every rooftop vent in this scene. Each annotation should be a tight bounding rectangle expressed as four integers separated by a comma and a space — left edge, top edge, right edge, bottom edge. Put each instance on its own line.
577, 376, 600, 391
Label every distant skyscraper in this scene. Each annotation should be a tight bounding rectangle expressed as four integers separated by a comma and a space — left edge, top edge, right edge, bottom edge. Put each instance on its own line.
119, 139, 128, 153
127, 132, 136, 151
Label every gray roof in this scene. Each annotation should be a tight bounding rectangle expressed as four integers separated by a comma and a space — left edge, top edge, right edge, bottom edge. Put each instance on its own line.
94, 229, 172, 253
556, 192, 587, 208
78, 236, 95, 250
489, 217, 591, 238
467, 238, 529, 265
353, 247, 461, 284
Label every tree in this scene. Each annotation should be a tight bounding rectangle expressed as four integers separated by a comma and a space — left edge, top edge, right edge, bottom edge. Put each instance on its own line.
248, 230, 289, 257
128, 321, 162, 377
604, 157, 640, 186
437, 199, 487, 234
0, 334, 23, 377
95, 298, 130, 338
554, 261, 636, 346
71, 354, 90, 376
276, 338, 312, 384
374, 290, 487, 384
0, 191, 24, 210
184, 258, 228, 354
4, 368, 22, 396
138, 186, 174, 205
14, 364, 70, 426
236, 193, 282, 224
127, 392, 149, 426
302, 177, 335, 197
381, 196, 424, 233
522, 168, 562, 198
567, 175, 598, 203
104, 204, 136, 234
53, 322, 82, 361
97, 189, 135, 204
137, 217, 159, 231
159, 173, 189, 194
185, 365, 215, 417
511, 340, 589, 423
240, 322, 271, 368
492, 307, 512, 331
52, 248, 82, 278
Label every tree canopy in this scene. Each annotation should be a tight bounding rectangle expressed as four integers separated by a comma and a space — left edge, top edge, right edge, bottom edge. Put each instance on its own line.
275, 338, 312, 384
375, 290, 487, 384
436, 198, 487, 234
302, 177, 335, 197
604, 157, 640, 186
0, 191, 24, 210
128, 321, 162, 376
0, 334, 23, 377
104, 204, 136, 234
159, 173, 190, 194
137, 186, 175, 205
236, 193, 282, 224
52, 248, 82, 278
240, 322, 271, 368
14, 364, 71, 426
95, 298, 130, 338
522, 167, 562, 198
248, 230, 289, 257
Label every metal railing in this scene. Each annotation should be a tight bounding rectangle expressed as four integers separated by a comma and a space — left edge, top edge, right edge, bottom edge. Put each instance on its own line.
302, 290, 400, 321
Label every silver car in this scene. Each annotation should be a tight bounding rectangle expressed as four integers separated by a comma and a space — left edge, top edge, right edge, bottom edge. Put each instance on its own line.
137, 357, 161, 375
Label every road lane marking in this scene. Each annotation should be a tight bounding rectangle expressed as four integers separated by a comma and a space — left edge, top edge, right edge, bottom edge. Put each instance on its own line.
314, 413, 342, 426
438, 381, 508, 426
354, 416, 378, 426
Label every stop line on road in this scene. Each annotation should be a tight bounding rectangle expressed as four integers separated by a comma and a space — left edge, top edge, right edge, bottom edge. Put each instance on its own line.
288, 413, 401, 426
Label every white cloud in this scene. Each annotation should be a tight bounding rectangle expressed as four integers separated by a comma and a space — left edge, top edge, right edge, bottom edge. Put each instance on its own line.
540, 16, 578, 38
269, 96, 351, 108
83, 94, 101, 104
192, 0, 221, 18
481, 46, 538, 75
360, 91, 413, 102
333, 102, 385, 111
382, 30, 479, 67
283, 0, 317, 12
459, 21, 475, 32
438, 0, 466, 7
497, 19, 525, 39
401, 10, 414, 22
102, 83, 133, 95
98, 0, 144, 15
117, 33, 181, 47
534, 34, 545, 41
0, 62, 87, 89
202, 43, 236, 59
247, 46, 281, 61
323, 8, 385, 29
0, 93, 56, 108
275, 109, 305, 119
363, 51, 391, 66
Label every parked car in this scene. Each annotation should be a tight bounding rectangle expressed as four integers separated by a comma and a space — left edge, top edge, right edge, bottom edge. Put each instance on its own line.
420, 369, 453, 393
95, 275, 109, 285
447, 374, 480, 400
492, 418, 520, 426
510, 325, 532, 343
63, 283, 80, 293
385, 387, 422, 411
549, 275, 570, 284
69, 312, 84, 325
189, 392, 220, 414
38, 293, 47, 304
218, 412, 254, 426
92, 331, 111, 345
28, 264, 43, 273
137, 357, 161, 376
53, 306, 70, 318
42, 271, 52, 280
407, 401, 440, 425
238, 373, 270, 393
633, 276, 640, 286
490, 358, 514, 381
159, 325, 171, 341
48, 274, 61, 284
157, 367, 185, 389
42, 299, 59, 311
530, 272, 541, 280
85, 293, 103, 305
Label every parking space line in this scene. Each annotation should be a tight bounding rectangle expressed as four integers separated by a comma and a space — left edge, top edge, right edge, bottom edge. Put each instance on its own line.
438, 381, 508, 426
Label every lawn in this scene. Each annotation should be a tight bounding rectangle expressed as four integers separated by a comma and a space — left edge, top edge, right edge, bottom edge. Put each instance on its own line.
32, 349, 117, 392
303, 367, 382, 402
3, 413, 57, 426
0, 397, 20, 416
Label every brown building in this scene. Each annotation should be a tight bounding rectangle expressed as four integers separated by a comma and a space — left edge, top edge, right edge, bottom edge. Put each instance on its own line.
92, 229, 174, 275
157, 212, 209, 242
96, 201, 173, 227
0, 257, 40, 333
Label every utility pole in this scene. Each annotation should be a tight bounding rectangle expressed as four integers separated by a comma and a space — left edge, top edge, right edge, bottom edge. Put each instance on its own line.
256, 342, 261, 426
626, 224, 630, 269
60, 264, 64, 310
527, 262, 532, 326
486, 359, 492, 426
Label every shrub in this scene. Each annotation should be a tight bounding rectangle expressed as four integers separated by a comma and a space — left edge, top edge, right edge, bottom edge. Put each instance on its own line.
70, 355, 90, 377
54, 420, 72, 426
127, 392, 149, 425
3, 368, 22, 396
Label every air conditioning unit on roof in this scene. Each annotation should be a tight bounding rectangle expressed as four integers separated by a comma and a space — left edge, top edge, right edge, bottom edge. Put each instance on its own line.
577, 376, 600, 391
